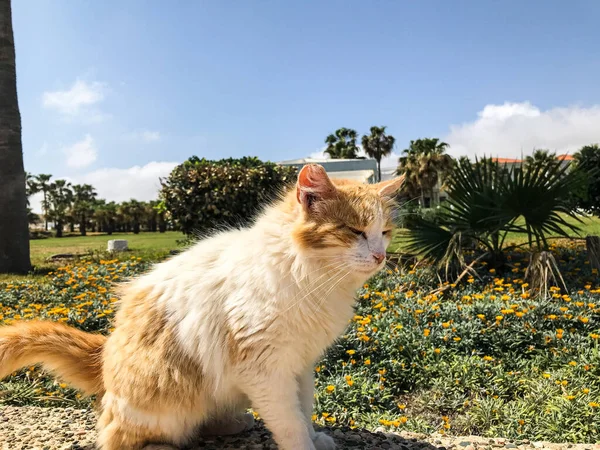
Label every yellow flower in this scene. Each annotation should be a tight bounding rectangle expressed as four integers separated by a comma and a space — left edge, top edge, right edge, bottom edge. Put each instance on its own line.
483, 356, 494, 361
346, 350, 356, 355
364, 359, 371, 365
568, 361, 577, 366
423, 329, 431, 337
325, 385, 335, 393
590, 402, 599, 408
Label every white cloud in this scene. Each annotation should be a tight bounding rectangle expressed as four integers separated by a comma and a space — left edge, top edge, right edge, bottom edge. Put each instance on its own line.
63, 134, 97, 168
445, 102, 600, 159
73, 161, 178, 204
28, 161, 179, 213
42, 79, 109, 123
127, 130, 161, 142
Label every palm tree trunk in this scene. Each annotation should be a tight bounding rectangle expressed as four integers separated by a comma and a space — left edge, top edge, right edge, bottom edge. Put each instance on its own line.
80, 215, 86, 236
0, 0, 31, 273
43, 191, 48, 230
56, 221, 64, 238
377, 158, 382, 182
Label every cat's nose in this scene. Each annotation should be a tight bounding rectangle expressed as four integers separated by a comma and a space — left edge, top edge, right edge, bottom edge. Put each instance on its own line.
372, 252, 385, 264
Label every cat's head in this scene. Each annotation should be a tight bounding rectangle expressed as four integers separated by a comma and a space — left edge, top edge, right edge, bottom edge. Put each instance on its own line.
292, 164, 404, 276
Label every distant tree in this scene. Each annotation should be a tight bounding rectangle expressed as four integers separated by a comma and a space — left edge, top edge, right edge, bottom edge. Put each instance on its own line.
25, 173, 40, 226
121, 199, 145, 234
48, 180, 73, 237
93, 199, 117, 235
71, 184, 97, 236
397, 138, 454, 206
324, 128, 359, 159
34, 174, 52, 230
361, 126, 395, 182
0, 0, 31, 273
574, 144, 600, 215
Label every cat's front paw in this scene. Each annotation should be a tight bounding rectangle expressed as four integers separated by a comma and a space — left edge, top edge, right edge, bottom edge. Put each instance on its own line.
313, 431, 336, 450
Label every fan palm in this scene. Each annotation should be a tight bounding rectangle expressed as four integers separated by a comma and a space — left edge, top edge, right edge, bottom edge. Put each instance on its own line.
403, 157, 584, 288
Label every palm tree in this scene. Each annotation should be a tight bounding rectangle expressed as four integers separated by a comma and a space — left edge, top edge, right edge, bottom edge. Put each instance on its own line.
121, 199, 146, 234
71, 184, 97, 236
0, 0, 31, 273
48, 180, 73, 238
34, 174, 52, 230
324, 128, 359, 159
525, 149, 557, 170
361, 126, 395, 182
397, 138, 454, 207
92, 199, 121, 234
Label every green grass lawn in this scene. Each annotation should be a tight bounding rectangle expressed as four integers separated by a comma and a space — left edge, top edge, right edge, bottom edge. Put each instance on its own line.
30, 231, 184, 265
0, 232, 185, 284
389, 213, 600, 253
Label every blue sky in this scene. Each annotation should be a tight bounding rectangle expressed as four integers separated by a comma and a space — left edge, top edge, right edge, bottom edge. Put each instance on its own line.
13, 0, 600, 206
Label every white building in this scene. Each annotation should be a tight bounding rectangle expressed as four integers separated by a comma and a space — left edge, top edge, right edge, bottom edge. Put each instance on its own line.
278, 158, 378, 184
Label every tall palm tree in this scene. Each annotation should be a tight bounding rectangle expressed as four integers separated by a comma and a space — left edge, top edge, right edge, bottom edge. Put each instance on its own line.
48, 180, 73, 238
324, 128, 359, 159
0, 0, 31, 273
361, 126, 395, 182
397, 138, 454, 207
34, 174, 52, 230
121, 199, 146, 234
524, 149, 557, 170
71, 184, 97, 236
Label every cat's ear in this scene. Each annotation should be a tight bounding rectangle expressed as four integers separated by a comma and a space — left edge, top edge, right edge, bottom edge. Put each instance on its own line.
296, 164, 336, 210
375, 175, 405, 198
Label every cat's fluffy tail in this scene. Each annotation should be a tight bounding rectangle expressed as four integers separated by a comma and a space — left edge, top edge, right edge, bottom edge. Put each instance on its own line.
0, 321, 106, 396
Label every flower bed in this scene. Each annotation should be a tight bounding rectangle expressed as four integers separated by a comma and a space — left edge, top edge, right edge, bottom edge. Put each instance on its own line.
1, 247, 599, 443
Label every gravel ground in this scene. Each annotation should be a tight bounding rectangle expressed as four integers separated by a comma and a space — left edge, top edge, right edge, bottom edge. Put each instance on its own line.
1, 406, 598, 450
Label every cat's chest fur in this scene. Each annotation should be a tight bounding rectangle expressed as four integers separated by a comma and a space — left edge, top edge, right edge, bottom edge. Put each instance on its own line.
156, 232, 360, 377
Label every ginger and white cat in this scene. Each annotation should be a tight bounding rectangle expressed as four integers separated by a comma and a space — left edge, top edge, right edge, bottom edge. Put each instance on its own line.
0, 164, 404, 450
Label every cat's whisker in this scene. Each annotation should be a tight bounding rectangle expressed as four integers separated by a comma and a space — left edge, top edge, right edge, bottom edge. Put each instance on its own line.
279, 259, 345, 294
281, 261, 350, 315
310, 269, 353, 317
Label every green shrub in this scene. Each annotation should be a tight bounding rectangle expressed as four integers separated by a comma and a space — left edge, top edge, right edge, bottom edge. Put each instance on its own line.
160, 156, 297, 235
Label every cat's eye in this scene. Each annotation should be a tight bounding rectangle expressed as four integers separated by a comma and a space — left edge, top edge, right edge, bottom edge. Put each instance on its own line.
348, 227, 366, 239
382, 230, 392, 236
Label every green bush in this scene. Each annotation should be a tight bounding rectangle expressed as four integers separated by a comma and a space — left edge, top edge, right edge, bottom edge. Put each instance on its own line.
160, 156, 297, 235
